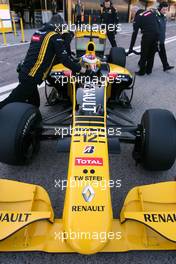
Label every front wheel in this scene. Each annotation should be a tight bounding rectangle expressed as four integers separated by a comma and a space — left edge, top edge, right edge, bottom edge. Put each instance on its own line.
133, 109, 176, 171
0, 103, 42, 165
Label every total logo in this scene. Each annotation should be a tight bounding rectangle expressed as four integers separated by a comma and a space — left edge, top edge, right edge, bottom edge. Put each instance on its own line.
83, 146, 95, 154
75, 157, 103, 166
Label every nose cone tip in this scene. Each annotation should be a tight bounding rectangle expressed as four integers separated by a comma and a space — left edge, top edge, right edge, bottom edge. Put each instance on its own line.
67, 237, 108, 254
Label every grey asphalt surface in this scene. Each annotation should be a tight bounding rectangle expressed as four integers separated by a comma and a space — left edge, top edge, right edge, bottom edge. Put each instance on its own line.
0, 22, 176, 264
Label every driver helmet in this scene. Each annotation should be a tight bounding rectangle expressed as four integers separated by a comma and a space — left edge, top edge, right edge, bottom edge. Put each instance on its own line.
82, 54, 98, 72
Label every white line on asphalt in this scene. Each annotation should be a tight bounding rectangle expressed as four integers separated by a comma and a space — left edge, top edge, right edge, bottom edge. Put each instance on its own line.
167, 23, 176, 27
165, 36, 176, 44
0, 42, 30, 49
0, 93, 10, 101
127, 36, 176, 55
0, 82, 18, 94
0, 82, 45, 100
164, 35, 176, 40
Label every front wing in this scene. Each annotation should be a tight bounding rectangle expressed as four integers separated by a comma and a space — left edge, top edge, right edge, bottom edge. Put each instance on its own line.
0, 180, 176, 254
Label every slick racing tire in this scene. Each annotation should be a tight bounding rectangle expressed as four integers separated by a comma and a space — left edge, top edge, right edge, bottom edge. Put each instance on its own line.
134, 109, 176, 171
0, 103, 42, 165
109, 47, 126, 67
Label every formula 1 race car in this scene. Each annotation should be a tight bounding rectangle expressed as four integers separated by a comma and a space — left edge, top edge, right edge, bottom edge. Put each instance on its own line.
0, 30, 176, 255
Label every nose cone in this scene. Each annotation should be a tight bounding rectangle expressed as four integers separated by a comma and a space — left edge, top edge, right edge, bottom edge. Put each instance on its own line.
64, 204, 113, 254
67, 233, 109, 255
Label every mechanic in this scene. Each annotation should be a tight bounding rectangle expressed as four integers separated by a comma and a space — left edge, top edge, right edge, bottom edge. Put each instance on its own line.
157, 2, 174, 72
28, 0, 35, 28
51, 0, 57, 15
74, 0, 84, 26
101, 0, 119, 47
128, 8, 160, 75
0, 14, 84, 110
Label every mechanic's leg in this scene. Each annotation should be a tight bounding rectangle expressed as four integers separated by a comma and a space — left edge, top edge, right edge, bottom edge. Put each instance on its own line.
137, 38, 148, 74
138, 58, 141, 67
29, 12, 35, 27
107, 31, 117, 47
0, 81, 40, 109
158, 43, 169, 70
146, 40, 157, 74
76, 15, 81, 26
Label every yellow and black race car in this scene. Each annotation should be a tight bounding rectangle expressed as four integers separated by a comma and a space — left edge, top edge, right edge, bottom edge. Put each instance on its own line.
0, 30, 176, 255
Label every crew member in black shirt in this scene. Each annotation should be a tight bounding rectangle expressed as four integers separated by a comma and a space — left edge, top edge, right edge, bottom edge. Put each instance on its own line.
129, 9, 160, 75
0, 15, 83, 109
157, 2, 174, 71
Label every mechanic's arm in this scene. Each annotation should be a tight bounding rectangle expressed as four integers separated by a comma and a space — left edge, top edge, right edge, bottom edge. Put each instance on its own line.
100, 4, 105, 23
113, 7, 119, 26
112, 8, 119, 34
52, 36, 81, 74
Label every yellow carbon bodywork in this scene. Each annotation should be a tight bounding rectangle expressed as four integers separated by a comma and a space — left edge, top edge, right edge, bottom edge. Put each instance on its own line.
109, 63, 133, 77
75, 31, 107, 39
51, 62, 132, 77
51, 64, 70, 72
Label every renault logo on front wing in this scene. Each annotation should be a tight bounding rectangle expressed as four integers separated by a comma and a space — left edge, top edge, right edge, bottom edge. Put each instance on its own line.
82, 185, 95, 202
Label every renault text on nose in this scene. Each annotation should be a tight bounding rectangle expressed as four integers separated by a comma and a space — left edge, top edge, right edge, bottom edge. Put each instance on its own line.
82, 84, 96, 113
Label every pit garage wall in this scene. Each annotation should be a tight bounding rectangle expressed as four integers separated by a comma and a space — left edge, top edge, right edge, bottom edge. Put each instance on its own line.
67, 0, 176, 23
68, 0, 158, 23
69, 0, 129, 22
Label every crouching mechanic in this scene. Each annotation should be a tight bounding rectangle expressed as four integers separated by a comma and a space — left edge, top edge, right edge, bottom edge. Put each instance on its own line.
0, 14, 83, 109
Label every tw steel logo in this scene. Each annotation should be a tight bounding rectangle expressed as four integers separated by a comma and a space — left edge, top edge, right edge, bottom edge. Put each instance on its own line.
75, 157, 103, 166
